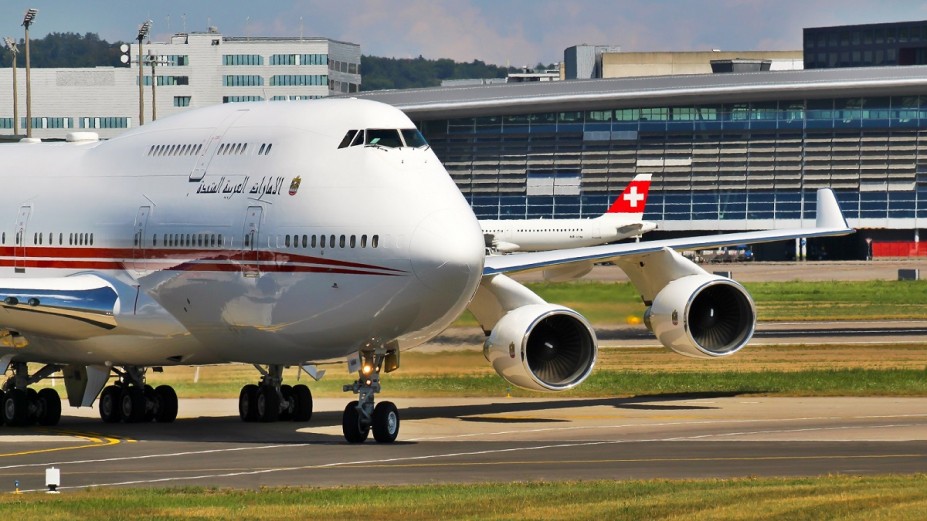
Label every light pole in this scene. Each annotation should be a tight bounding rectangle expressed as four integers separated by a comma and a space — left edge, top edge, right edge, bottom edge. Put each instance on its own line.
148, 49, 158, 121
136, 20, 151, 126
22, 8, 37, 138
4, 37, 18, 136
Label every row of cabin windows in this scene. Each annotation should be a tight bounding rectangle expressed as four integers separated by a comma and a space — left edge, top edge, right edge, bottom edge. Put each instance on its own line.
282, 234, 379, 249
148, 144, 203, 157
4, 232, 94, 246
146, 142, 274, 157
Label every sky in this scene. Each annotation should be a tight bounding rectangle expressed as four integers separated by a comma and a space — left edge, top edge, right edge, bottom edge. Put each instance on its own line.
2, 1, 927, 66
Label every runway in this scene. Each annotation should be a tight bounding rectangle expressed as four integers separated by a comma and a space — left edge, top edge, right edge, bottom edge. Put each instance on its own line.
2, 396, 926, 492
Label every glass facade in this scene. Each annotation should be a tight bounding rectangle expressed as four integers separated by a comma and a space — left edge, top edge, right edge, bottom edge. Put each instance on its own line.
417, 96, 927, 225
805, 21, 927, 68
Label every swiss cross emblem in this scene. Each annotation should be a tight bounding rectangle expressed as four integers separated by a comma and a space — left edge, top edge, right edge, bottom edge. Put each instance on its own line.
623, 185, 645, 208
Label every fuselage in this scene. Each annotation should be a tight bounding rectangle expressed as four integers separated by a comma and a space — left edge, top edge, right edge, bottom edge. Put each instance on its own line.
0, 100, 485, 367
480, 215, 657, 252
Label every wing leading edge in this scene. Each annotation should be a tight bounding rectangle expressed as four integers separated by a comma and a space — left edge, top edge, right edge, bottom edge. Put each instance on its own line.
483, 188, 853, 276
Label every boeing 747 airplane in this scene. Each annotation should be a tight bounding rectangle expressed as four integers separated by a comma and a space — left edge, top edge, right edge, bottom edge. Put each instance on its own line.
480, 173, 656, 253
0, 99, 852, 443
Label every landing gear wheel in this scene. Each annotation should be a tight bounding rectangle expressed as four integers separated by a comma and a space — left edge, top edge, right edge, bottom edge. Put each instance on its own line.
239, 384, 259, 422
36, 388, 62, 426
0, 389, 5, 426
99, 385, 122, 423
256, 386, 280, 422
143, 385, 158, 422
154, 385, 178, 423
279, 385, 294, 421
2, 389, 27, 427
372, 401, 400, 443
292, 384, 313, 422
342, 400, 369, 443
120, 387, 147, 423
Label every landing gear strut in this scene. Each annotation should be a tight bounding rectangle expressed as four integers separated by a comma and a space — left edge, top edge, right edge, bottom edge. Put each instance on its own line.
238, 364, 313, 423
342, 346, 400, 443
1, 362, 63, 427
98, 366, 178, 424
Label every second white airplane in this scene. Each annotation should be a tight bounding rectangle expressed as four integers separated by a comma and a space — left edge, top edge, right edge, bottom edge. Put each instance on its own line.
480, 173, 656, 253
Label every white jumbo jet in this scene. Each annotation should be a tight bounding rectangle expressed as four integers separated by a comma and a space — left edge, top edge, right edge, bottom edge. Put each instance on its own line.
0, 99, 852, 443
480, 173, 656, 253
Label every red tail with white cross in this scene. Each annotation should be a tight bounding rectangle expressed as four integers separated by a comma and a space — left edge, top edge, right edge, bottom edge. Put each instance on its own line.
606, 173, 652, 214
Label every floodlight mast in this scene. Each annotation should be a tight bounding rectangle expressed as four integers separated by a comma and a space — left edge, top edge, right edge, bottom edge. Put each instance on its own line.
137, 20, 152, 126
22, 8, 37, 138
4, 37, 19, 136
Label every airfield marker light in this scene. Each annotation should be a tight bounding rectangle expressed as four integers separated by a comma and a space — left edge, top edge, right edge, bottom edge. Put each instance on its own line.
14, 480, 20, 494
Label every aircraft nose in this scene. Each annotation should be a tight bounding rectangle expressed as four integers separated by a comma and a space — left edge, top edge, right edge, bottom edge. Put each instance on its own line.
410, 208, 485, 298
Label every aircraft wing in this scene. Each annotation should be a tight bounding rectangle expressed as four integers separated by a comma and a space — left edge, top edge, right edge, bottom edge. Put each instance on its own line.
484, 188, 853, 276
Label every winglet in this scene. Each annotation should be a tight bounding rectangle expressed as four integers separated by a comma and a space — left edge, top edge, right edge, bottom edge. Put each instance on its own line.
606, 173, 652, 214
816, 188, 849, 230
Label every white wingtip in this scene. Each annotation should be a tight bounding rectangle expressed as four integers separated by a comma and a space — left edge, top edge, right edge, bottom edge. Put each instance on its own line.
816, 188, 849, 230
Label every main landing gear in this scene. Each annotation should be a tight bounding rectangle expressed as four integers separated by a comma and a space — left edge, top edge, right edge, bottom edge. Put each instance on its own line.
238, 364, 313, 423
98, 366, 178, 424
341, 346, 400, 444
1, 362, 62, 427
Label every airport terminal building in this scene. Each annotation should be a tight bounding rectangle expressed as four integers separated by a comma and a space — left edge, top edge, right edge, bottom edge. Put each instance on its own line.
357, 65, 927, 259
0, 31, 360, 139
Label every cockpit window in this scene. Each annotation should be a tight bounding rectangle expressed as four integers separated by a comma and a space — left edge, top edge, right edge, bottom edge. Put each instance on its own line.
365, 129, 403, 148
338, 130, 358, 149
401, 129, 429, 148
339, 128, 430, 149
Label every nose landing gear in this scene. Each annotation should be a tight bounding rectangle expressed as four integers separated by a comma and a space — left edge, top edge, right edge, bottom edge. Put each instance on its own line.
342, 346, 400, 443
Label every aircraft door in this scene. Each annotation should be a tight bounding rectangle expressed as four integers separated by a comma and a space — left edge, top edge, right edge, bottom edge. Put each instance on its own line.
242, 206, 263, 277
14, 206, 31, 273
132, 206, 151, 273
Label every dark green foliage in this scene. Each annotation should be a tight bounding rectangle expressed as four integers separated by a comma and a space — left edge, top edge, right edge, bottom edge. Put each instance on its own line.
360, 55, 517, 91
0, 32, 128, 68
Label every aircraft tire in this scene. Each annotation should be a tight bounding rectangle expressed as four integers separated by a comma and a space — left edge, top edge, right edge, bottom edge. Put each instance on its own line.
342, 400, 369, 443
279, 385, 294, 421
120, 386, 147, 423
292, 384, 313, 422
99, 386, 122, 423
36, 388, 61, 426
257, 386, 280, 422
372, 401, 400, 443
155, 385, 178, 423
143, 385, 158, 422
238, 384, 259, 422
2, 389, 28, 427
0, 389, 5, 426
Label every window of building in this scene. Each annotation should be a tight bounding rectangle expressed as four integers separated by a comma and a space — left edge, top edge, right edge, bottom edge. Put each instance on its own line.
269, 74, 327, 86
174, 96, 191, 107
223, 75, 264, 87
223, 54, 263, 66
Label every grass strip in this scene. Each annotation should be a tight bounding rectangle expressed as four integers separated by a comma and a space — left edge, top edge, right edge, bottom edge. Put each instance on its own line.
454, 279, 927, 326
2, 475, 925, 520
159, 368, 927, 398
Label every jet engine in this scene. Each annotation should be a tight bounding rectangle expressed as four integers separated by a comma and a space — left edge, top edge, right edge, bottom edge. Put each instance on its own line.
643, 274, 755, 358
483, 304, 597, 391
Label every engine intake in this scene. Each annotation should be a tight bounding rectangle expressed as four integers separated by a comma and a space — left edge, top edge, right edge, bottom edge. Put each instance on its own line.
483, 304, 597, 391
644, 275, 756, 358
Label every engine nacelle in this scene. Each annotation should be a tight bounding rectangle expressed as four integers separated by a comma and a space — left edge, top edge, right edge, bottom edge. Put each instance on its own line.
644, 275, 756, 359
483, 304, 597, 391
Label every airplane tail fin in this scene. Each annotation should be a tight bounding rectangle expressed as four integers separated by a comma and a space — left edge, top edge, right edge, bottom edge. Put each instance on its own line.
605, 173, 652, 216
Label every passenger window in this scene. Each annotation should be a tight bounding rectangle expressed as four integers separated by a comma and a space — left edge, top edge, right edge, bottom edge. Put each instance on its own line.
320, 235, 327, 248
372, 235, 379, 248
329, 234, 336, 248
311, 235, 317, 248
350, 235, 356, 248
361, 234, 367, 248
285, 235, 291, 247
339, 235, 346, 248
302, 234, 307, 248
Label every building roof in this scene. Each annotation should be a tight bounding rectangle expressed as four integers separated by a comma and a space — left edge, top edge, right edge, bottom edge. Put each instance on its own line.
350, 65, 927, 119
